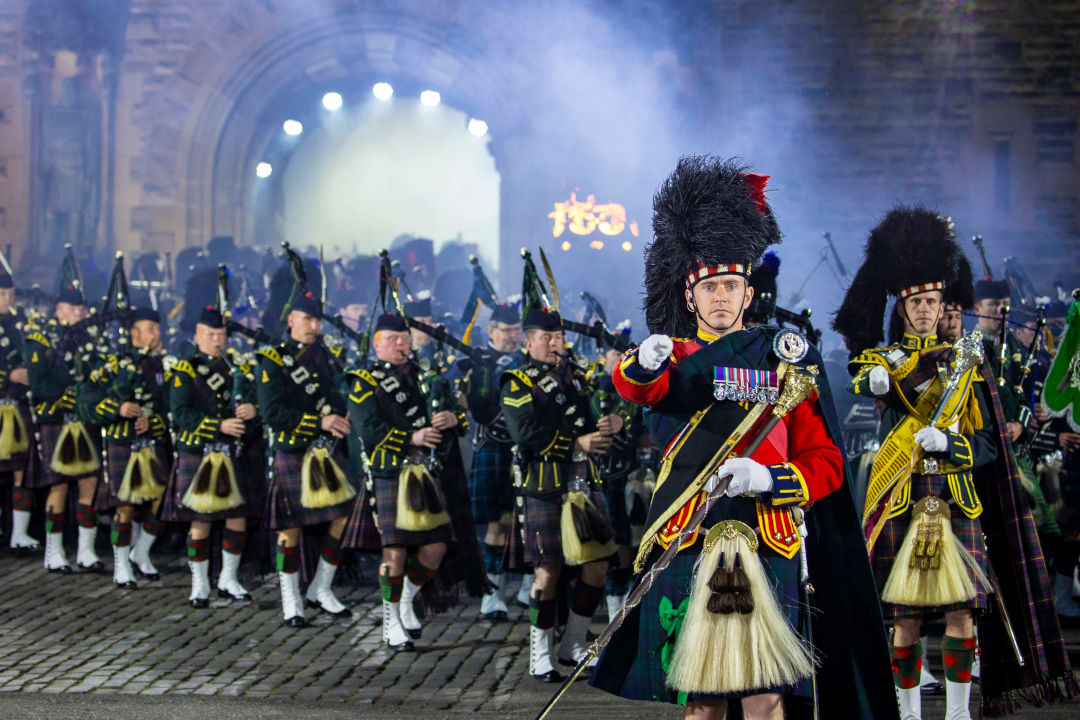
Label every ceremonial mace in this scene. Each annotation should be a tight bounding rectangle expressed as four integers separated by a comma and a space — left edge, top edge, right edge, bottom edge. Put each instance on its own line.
534, 333, 820, 720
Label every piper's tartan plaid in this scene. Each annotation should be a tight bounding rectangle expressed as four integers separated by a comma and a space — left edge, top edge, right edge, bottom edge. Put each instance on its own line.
592, 495, 807, 705
265, 449, 351, 530
468, 440, 514, 524
871, 473, 989, 620
95, 441, 173, 513
974, 366, 1078, 717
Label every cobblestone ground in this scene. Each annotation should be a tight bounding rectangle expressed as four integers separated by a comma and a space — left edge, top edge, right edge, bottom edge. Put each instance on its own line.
0, 544, 1076, 719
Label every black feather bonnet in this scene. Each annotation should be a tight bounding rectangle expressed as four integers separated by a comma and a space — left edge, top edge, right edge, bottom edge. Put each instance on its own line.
833, 206, 971, 354
643, 156, 781, 337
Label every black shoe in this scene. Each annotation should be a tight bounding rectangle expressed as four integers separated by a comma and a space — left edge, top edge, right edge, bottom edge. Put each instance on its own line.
78, 560, 105, 573
134, 567, 160, 582
920, 682, 944, 696
47, 564, 72, 574
386, 639, 415, 652
190, 597, 210, 609
283, 616, 307, 628
405, 628, 422, 640
532, 669, 564, 683
482, 610, 508, 622
115, 580, 137, 590
219, 588, 253, 602
9, 545, 40, 557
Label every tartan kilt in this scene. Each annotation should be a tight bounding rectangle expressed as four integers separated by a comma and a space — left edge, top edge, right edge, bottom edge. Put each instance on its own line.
468, 440, 515, 525
602, 472, 633, 547
160, 446, 263, 523
265, 448, 352, 530
590, 494, 808, 704
95, 441, 173, 512
0, 401, 33, 475
340, 479, 382, 550
23, 421, 101, 489
872, 473, 990, 620
370, 471, 454, 548
523, 489, 612, 567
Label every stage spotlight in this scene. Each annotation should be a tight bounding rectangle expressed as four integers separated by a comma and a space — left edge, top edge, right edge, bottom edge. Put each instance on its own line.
255, 162, 273, 179
467, 118, 488, 137
283, 119, 303, 136
322, 92, 343, 111
622, 240, 633, 252
372, 82, 393, 101
590, 240, 605, 250
420, 90, 441, 107
561, 240, 572, 252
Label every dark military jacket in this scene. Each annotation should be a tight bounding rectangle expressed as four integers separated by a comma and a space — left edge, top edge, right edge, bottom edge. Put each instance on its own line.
0, 309, 28, 403
80, 349, 170, 446
24, 319, 101, 425
347, 359, 467, 477
500, 355, 599, 498
983, 331, 1032, 429
256, 339, 345, 454
588, 367, 642, 482
171, 349, 259, 453
450, 345, 520, 447
849, 333, 998, 518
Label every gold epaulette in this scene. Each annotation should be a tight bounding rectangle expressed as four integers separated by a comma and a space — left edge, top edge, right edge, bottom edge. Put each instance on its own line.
24, 331, 50, 349
346, 368, 377, 387
172, 359, 197, 379
503, 368, 534, 388
256, 347, 284, 366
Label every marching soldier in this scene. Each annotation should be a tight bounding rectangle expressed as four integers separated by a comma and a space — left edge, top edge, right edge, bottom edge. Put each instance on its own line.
500, 303, 618, 683
0, 269, 38, 553
160, 306, 263, 605
81, 307, 171, 589
972, 279, 1031, 444
588, 339, 645, 621
455, 304, 523, 620
835, 207, 1075, 719
590, 157, 896, 719
345, 312, 469, 650
23, 279, 104, 573
257, 289, 355, 627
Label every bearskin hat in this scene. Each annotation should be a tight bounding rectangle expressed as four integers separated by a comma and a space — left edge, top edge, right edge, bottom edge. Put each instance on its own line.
643, 156, 781, 338
745, 251, 780, 324
833, 206, 968, 355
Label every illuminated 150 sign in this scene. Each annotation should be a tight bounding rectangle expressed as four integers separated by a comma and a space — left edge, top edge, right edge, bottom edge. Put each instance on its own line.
549, 192, 640, 239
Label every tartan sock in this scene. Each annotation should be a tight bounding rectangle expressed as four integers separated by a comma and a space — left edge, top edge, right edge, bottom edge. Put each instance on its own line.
606, 566, 632, 597
187, 536, 210, 563
111, 521, 132, 548
571, 579, 605, 617
379, 573, 404, 602
142, 517, 162, 537
405, 555, 437, 588
275, 543, 298, 574
530, 595, 557, 630
45, 511, 65, 535
483, 543, 503, 576
942, 635, 977, 683
222, 528, 246, 556
76, 504, 96, 529
11, 488, 32, 512
890, 641, 923, 690
320, 535, 343, 566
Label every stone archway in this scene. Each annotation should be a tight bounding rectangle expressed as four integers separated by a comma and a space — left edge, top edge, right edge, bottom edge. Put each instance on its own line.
127, 1, 531, 287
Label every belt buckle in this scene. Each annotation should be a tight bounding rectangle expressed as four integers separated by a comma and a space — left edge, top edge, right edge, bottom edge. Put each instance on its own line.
568, 478, 589, 494
920, 457, 940, 475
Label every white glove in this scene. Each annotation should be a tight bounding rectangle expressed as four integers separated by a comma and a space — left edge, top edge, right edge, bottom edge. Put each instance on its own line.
718, 457, 773, 497
868, 365, 890, 396
914, 426, 948, 453
637, 334, 674, 371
